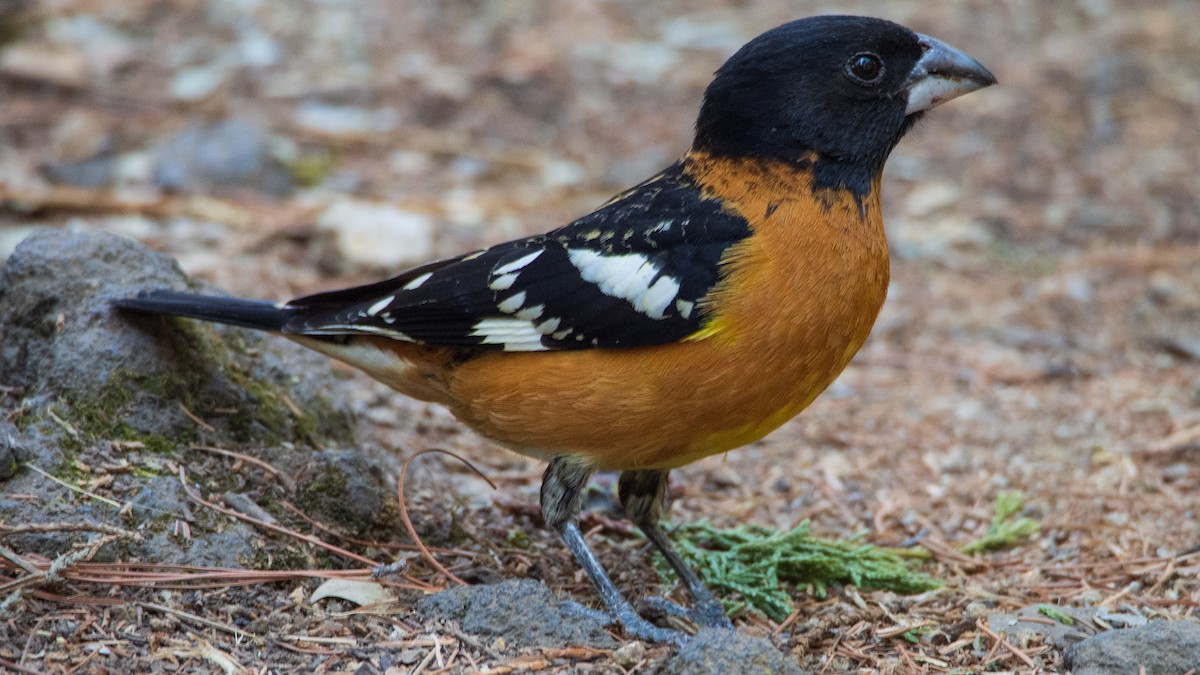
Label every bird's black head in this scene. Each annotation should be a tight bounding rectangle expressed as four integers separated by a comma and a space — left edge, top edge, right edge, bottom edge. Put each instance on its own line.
694, 16, 995, 196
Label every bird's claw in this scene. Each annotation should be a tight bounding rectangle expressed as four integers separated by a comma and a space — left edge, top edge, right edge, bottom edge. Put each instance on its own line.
640, 596, 733, 629
560, 600, 689, 645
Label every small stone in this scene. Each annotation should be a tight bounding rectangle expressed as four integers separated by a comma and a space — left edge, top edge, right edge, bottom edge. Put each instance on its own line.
904, 181, 962, 218
316, 199, 435, 270
169, 65, 229, 101
152, 118, 293, 197
293, 103, 399, 136
44, 15, 137, 81
612, 641, 646, 669
0, 419, 23, 480
50, 110, 111, 164
393, 649, 423, 665
41, 155, 117, 189
417, 579, 613, 649
660, 629, 806, 675
539, 158, 585, 188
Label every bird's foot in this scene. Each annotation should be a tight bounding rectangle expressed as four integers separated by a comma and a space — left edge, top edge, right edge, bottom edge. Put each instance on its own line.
640, 596, 733, 629
561, 600, 689, 645
560, 600, 616, 627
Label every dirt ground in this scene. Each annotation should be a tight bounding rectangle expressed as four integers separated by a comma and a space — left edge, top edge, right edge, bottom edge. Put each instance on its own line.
2, 0, 1199, 673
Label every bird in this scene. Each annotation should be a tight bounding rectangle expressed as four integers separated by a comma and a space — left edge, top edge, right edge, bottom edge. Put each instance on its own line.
114, 15, 995, 644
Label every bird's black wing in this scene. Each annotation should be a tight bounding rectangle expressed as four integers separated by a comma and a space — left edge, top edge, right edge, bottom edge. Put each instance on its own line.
283, 162, 750, 351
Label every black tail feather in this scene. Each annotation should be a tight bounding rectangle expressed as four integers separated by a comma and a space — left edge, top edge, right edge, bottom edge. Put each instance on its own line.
112, 290, 291, 332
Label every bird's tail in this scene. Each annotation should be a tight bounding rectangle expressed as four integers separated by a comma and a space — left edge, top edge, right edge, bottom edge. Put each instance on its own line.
112, 290, 292, 332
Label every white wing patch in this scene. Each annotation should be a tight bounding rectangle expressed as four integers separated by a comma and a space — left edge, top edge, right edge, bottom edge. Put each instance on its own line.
470, 318, 549, 351
493, 250, 543, 275
675, 299, 695, 319
497, 291, 527, 314
300, 323, 416, 341
567, 248, 681, 320
365, 296, 394, 316
489, 273, 518, 291
402, 272, 433, 290
488, 250, 542, 292
515, 304, 544, 321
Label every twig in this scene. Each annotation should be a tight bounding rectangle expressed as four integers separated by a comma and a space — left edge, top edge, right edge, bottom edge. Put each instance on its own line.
1099, 581, 1140, 608
44, 406, 81, 442
442, 622, 503, 661
0, 655, 44, 675
190, 445, 296, 490
395, 448, 496, 586
178, 403, 216, 432
1146, 556, 1179, 596
178, 466, 382, 568
137, 601, 263, 644
22, 463, 121, 508
411, 634, 442, 675
975, 617, 1037, 669
62, 648, 100, 675
0, 530, 138, 602
279, 500, 474, 559
0, 522, 140, 537
0, 541, 42, 576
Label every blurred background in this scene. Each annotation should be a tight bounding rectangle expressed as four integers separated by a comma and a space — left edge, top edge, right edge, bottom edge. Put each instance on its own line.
1, 0, 1199, 670
2, 1, 1196, 278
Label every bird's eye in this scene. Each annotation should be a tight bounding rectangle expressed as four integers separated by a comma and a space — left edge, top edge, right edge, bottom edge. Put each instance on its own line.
846, 52, 884, 84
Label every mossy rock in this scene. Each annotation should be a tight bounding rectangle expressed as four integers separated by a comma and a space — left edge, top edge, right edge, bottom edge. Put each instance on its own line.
0, 229, 396, 563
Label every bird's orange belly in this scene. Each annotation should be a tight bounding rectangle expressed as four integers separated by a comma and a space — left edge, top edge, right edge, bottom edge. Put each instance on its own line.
446, 301, 879, 470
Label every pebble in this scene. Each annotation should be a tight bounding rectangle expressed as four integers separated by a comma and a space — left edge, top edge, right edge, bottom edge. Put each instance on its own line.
152, 118, 293, 197
612, 641, 646, 669
293, 103, 399, 136
316, 199, 435, 269
169, 65, 229, 101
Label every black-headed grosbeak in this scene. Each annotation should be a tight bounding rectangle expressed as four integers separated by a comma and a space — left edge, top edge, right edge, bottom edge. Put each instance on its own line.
115, 16, 995, 643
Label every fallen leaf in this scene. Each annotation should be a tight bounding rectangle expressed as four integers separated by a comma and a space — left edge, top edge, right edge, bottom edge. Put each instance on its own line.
310, 579, 396, 607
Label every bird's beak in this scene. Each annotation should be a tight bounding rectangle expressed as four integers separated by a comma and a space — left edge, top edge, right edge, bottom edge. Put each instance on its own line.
904, 34, 996, 115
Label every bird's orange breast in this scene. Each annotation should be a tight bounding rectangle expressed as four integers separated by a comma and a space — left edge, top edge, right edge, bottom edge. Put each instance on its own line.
436, 153, 891, 470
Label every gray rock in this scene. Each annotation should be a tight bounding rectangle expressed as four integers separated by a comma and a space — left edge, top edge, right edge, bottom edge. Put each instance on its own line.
660, 628, 807, 675
417, 579, 614, 649
0, 229, 390, 565
1064, 620, 1200, 675
0, 419, 22, 480
152, 118, 293, 197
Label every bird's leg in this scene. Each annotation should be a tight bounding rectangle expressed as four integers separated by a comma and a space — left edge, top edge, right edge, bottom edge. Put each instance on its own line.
541, 457, 688, 644
618, 469, 733, 629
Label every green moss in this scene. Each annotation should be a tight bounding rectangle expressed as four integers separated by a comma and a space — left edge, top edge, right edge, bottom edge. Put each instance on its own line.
961, 491, 1040, 554
288, 149, 337, 188
0, 17, 24, 48
58, 370, 197, 453
52, 317, 353, 451
1038, 604, 1074, 625
505, 529, 532, 549
293, 467, 377, 537
48, 450, 86, 484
